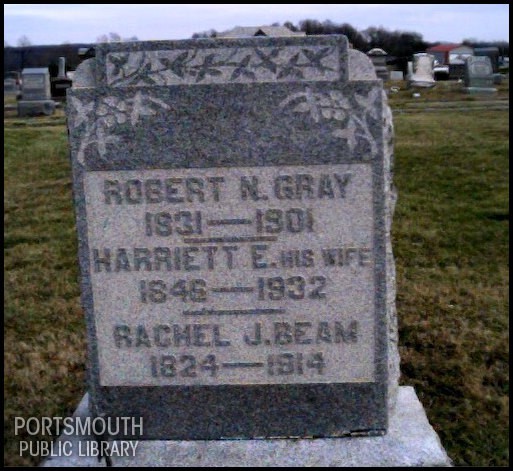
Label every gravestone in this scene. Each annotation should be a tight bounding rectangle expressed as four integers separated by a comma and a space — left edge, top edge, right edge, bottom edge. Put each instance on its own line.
51, 57, 73, 100
4, 77, 19, 94
474, 47, 500, 73
58, 56, 67, 79
58, 35, 451, 466
20, 68, 51, 100
407, 53, 436, 88
406, 61, 414, 81
463, 56, 497, 94
367, 48, 389, 81
68, 33, 397, 439
17, 67, 56, 117
390, 71, 404, 81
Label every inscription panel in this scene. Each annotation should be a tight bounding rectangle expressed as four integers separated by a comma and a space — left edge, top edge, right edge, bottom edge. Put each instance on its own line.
85, 164, 376, 386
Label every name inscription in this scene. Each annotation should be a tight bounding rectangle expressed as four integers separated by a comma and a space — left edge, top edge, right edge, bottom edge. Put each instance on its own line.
84, 164, 376, 386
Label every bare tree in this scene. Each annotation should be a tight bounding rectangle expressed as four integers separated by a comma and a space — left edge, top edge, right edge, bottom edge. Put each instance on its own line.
17, 35, 32, 47
96, 32, 137, 43
96, 32, 121, 43
192, 29, 218, 39
283, 21, 298, 32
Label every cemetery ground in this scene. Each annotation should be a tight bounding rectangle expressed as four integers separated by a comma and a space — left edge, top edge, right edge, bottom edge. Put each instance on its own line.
4, 79, 509, 467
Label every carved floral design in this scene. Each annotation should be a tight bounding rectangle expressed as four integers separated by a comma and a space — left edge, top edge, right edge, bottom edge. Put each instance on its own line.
279, 87, 381, 157
106, 46, 338, 86
68, 91, 170, 165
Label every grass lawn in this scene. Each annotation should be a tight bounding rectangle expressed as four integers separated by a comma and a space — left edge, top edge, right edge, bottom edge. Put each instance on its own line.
3, 80, 509, 466
393, 108, 509, 466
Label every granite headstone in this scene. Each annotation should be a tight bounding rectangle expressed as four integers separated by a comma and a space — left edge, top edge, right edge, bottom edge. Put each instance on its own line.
463, 56, 497, 94
18, 67, 56, 117
67, 35, 400, 440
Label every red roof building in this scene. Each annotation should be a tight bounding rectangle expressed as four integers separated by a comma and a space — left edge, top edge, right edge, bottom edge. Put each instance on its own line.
426, 44, 474, 65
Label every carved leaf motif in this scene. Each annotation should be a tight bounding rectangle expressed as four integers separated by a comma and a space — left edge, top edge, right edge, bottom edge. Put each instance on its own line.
138, 63, 156, 84
75, 91, 171, 165
68, 97, 94, 129
148, 96, 170, 110
277, 67, 304, 79
160, 51, 190, 78
293, 102, 313, 113
105, 135, 121, 145
96, 126, 106, 156
253, 48, 280, 74
321, 108, 333, 119
277, 53, 304, 79
100, 114, 116, 127
301, 47, 336, 72
109, 54, 129, 78
104, 96, 125, 111
194, 54, 223, 83
319, 96, 332, 107
96, 127, 121, 159
230, 68, 243, 82
332, 109, 345, 121
97, 103, 109, 116
329, 90, 350, 109
355, 88, 381, 120
230, 55, 255, 81
332, 127, 358, 150
115, 113, 127, 124
129, 91, 171, 125
107, 46, 338, 86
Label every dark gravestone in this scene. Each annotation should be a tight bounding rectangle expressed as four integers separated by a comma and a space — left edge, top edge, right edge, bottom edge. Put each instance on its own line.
51, 56, 73, 100
463, 56, 497, 94
67, 35, 400, 440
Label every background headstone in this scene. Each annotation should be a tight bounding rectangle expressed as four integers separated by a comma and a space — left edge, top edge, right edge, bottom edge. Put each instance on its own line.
463, 56, 497, 93
4, 77, 19, 94
17, 67, 56, 117
406, 61, 414, 81
51, 56, 73, 100
20, 67, 51, 100
67, 35, 400, 440
407, 53, 436, 88
367, 47, 390, 81
473, 46, 500, 73
57, 56, 67, 79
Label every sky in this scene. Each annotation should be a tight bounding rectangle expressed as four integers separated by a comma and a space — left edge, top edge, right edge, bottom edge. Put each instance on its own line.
4, 4, 510, 47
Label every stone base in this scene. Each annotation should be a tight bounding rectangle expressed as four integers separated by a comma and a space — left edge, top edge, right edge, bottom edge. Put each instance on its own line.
41, 386, 452, 467
463, 87, 498, 94
17, 100, 56, 117
407, 80, 436, 88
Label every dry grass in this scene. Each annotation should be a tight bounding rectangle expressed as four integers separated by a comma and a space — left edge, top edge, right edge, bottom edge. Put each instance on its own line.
392, 107, 509, 466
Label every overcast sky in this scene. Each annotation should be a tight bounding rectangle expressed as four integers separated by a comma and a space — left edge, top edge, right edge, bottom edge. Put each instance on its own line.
4, 4, 510, 47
